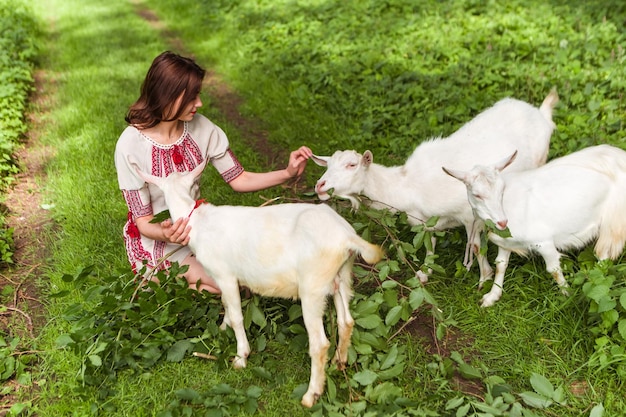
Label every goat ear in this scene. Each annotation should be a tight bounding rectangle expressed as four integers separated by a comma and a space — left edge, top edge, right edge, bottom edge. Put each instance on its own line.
442, 166, 468, 184
128, 158, 158, 185
362, 150, 374, 167
495, 150, 518, 172
189, 158, 209, 179
136, 167, 159, 185
310, 154, 329, 167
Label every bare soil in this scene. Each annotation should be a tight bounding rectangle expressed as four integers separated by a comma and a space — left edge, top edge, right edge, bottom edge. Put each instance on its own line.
0, 70, 55, 415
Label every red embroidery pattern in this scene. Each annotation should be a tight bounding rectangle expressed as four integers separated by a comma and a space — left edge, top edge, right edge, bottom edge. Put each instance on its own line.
172, 144, 184, 165
222, 149, 244, 183
153, 240, 170, 270
123, 212, 153, 273
151, 132, 204, 177
123, 124, 212, 273
122, 189, 152, 217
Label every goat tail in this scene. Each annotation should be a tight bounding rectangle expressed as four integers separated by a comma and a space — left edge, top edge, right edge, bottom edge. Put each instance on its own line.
539, 87, 559, 123
595, 187, 626, 260
353, 238, 384, 265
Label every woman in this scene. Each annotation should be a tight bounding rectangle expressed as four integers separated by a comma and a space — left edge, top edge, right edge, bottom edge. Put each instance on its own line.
114, 51, 312, 294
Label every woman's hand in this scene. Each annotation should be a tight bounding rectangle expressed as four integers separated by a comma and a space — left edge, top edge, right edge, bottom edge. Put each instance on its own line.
286, 146, 313, 178
161, 217, 191, 245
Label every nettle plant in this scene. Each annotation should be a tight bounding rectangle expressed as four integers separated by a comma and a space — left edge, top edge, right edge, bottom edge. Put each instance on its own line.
55, 204, 445, 414
55, 196, 626, 415
570, 253, 626, 379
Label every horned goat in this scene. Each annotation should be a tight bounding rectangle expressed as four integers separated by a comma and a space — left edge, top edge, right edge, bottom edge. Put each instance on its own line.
132, 159, 383, 408
443, 144, 626, 306
312, 89, 559, 284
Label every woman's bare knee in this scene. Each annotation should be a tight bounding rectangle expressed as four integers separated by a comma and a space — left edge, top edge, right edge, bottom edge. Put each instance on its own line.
181, 254, 221, 294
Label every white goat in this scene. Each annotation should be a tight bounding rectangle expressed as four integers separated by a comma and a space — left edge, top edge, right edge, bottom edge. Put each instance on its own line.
443, 144, 626, 306
312, 90, 558, 284
132, 160, 383, 408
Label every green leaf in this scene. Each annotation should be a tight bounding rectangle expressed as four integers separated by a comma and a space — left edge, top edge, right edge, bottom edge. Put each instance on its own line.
366, 382, 403, 403
246, 385, 263, 398
474, 401, 506, 414
250, 302, 267, 328
620, 292, 626, 310
379, 344, 398, 370
385, 305, 403, 326
458, 363, 482, 380
356, 314, 383, 329
529, 372, 554, 397
150, 210, 171, 223
445, 396, 465, 410
409, 288, 425, 310
485, 219, 512, 237
590, 403, 604, 417
8, 403, 29, 416
252, 367, 272, 381
290, 384, 308, 400
456, 403, 470, 417
48, 290, 70, 298
61, 273, 75, 282
55, 334, 74, 348
425, 216, 439, 228
450, 351, 464, 364
175, 388, 201, 401
352, 369, 378, 386
88, 355, 102, 367
288, 323, 306, 335
244, 397, 259, 414
618, 319, 626, 341
597, 297, 617, 313
552, 386, 566, 405
326, 375, 337, 401
211, 384, 234, 395
519, 391, 552, 409
381, 280, 398, 289
377, 361, 405, 380
167, 340, 192, 362
585, 284, 610, 302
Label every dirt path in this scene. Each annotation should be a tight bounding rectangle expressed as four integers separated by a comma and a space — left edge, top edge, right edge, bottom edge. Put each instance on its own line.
0, 69, 55, 415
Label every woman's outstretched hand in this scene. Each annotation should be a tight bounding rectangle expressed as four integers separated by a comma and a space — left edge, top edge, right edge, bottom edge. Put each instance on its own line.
287, 146, 313, 178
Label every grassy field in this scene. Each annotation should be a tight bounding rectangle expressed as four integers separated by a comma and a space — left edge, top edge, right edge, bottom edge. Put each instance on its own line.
11, 0, 626, 415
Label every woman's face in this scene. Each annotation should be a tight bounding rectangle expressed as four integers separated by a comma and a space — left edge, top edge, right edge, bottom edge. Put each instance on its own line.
167, 92, 203, 122
180, 93, 202, 121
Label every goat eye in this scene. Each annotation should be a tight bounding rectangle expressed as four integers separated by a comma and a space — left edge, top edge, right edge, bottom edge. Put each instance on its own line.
346, 163, 357, 169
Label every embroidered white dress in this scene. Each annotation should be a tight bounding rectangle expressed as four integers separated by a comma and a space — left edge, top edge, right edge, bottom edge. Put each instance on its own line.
114, 114, 243, 273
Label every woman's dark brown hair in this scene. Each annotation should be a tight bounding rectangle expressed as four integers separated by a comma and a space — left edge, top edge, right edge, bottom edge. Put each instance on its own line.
125, 51, 206, 129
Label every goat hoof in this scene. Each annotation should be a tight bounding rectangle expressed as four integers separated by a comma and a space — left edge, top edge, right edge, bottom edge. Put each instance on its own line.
301, 391, 319, 408
232, 356, 247, 369
480, 294, 498, 308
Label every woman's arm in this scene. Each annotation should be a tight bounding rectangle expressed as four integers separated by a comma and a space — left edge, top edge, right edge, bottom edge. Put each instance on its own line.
228, 146, 312, 192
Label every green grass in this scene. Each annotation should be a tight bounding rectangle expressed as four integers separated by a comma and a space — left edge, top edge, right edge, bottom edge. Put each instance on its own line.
15, 0, 626, 415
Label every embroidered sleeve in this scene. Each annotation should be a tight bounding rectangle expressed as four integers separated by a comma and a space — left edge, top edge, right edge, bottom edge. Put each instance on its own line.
217, 149, 245, 183
189, 115, 245, 183
122, 189, 152, 217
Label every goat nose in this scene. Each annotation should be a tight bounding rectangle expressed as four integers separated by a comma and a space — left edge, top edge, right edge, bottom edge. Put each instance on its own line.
497, 220, 508, 230
315, 180, 326, 193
